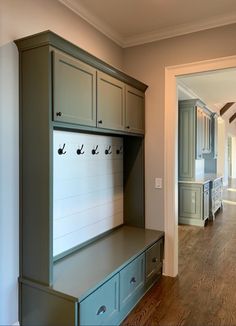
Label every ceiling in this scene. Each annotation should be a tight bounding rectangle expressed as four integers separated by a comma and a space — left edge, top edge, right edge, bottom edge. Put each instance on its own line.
178, 68, 236, 121
59, 0, 236, 47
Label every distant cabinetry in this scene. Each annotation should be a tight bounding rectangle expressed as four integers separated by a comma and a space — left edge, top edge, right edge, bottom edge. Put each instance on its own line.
179, 99, 208, 181
179, 182, 210, 227
210, 176, 223, 218
178, 99, 214, 181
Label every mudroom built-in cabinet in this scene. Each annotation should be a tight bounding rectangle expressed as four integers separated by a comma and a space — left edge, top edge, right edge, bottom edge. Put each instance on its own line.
15, 31, 164, 326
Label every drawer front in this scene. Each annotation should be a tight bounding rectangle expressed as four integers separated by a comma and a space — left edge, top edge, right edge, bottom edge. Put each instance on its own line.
146, 240, 163, 285
120, 253, 145, 309
80, 274, 119, 326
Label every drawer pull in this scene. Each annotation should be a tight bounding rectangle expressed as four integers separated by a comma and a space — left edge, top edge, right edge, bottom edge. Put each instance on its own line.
152, 257, 158, 263
97, 305, 106, 315
130, 277, 136, 284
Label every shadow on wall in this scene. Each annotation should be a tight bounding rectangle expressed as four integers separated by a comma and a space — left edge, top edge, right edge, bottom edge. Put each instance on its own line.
0, 42, 19, 325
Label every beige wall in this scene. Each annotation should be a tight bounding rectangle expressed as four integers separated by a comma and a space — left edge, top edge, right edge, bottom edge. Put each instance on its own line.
0, 1, 123, 324
123, 24, 236, 231
0, 0, 123, 68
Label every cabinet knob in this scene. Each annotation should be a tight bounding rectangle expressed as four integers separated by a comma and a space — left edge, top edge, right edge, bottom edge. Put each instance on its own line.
152, 257, 158, 263
98, 120, 103, 124
130, 276, 136, 284
56, 112, 62, 117
97, 305, 106, 315
126, 126, 130, 129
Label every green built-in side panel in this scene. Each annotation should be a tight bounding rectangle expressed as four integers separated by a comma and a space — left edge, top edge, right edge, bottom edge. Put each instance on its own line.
53, 50, 96, 127
178, 106, 195, 180
97, 71, 125, 131
179, 184, 202, 220
124, 137, 144, 227
21, 46, 53, 285
20, 283, 77, 326
125, 85, 145, 134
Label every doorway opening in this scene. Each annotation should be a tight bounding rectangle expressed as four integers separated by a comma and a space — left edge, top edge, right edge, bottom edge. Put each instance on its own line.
164, 55, 236, 277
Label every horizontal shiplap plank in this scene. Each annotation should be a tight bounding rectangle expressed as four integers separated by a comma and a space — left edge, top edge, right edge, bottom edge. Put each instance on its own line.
53, 131, 124, 257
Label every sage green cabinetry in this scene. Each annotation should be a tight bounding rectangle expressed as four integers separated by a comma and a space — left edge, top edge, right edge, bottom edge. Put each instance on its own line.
125, 85, 145, 134
80, 274, 119, 326
53, 50, 96, 127
178, 100, 205, 181
54, 51, 145, 134
145, 239, 163, 288
179, 182, 210, 226
15, 31, 161, 326
212, 113, 218, 159
120, 253, 145, 310
210, 177, 223, 219
97, 71, 125, 131
202, 112, 212, 154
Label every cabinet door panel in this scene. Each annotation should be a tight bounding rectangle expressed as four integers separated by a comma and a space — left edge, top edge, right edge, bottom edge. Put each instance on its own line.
196, 107, 203, 159
97, 71, 125, 131
125, 86, 144, 134
53, 51, 96, 126
179, 185, 202, 219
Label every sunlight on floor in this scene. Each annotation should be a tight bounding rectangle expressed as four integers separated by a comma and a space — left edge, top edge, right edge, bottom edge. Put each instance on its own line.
227, 188, 236, 192
223, 199, 236, 205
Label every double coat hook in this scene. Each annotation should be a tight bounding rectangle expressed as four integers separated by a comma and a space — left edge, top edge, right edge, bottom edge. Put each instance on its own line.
77, 144, 85, 155
105, 146, 112, 155
92, 145, 99, 155
58, 143, 66, 155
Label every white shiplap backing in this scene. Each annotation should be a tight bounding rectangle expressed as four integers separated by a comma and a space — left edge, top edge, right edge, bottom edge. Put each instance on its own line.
53, 130, 124, 257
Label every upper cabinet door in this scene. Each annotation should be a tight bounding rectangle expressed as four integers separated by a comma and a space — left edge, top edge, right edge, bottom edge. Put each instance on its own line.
125, 86, 145, 134
195, 107, 203, 159
202, 113, 211, 153
53, 51, 96, 127
97, 71, 125, 131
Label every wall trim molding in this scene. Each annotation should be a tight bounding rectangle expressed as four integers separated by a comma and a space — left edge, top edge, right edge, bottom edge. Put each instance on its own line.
164, 54, 236, 277
58, 0, 236, 48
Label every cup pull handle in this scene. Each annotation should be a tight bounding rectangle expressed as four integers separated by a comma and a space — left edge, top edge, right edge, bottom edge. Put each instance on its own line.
97, 305, 106, 315
130, 276, 136, 284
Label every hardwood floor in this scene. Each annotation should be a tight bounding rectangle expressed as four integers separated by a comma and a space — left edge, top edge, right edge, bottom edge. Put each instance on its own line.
122, 180, 236, 326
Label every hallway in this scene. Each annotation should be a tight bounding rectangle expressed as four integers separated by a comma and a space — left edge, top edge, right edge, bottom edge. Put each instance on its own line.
123, 180, 236, 326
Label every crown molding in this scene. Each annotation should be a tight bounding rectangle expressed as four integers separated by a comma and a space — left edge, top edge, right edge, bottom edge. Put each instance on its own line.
58, 0, 236, 48
123, 12, 236, 47
58, 0, 124, 46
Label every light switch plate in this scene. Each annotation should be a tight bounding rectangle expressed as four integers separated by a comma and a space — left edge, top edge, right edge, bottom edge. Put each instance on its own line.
155, 177, 162, 189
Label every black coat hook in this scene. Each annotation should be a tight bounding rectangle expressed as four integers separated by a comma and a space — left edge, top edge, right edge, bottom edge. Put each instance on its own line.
105, 145, 112, 155
92, 145, 99, 155
77, 144, 85, 155
116, 146, 123, 155
58, 143, 66, 155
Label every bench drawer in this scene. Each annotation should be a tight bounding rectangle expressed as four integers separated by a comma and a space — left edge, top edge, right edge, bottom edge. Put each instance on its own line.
80, 274, 119, 326
146, 240, 163, 286
120, 253, 145, 309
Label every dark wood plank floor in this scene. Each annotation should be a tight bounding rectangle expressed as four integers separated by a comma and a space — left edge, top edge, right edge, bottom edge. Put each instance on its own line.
122, 180, 236, 326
